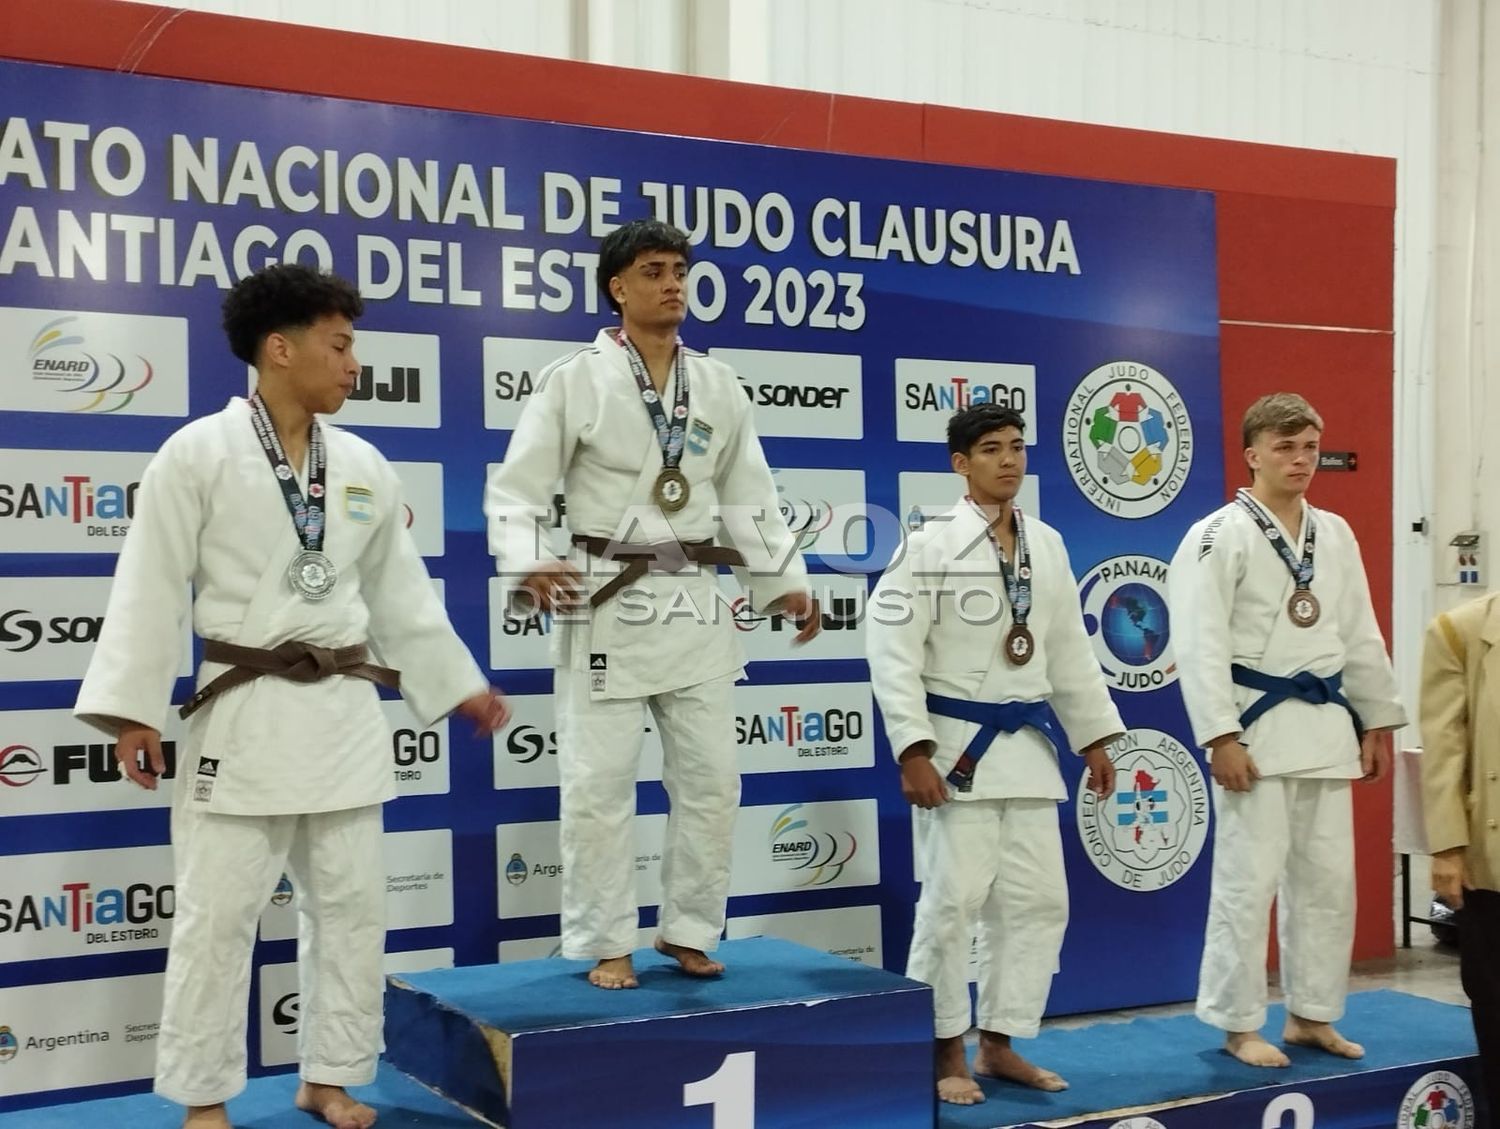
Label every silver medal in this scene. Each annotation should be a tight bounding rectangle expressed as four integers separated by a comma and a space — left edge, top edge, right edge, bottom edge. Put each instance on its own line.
288, 549, 338, 601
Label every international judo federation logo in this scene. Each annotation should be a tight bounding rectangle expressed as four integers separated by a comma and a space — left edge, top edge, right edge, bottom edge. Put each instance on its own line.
768, 803, 857, 887
1063, 361, 1193, 519
0, 1025, 17, 1063
1076, 729, 1208, 892
1399, 1071, 1475, 1128
505, 853, 529, 886
1079, 555, 1177, 692
1107, 1119, 1166, 1129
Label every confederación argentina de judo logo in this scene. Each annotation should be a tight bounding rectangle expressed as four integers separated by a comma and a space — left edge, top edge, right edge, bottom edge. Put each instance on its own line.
1076, 729, 1208, 892
1064, 361, 1193, 519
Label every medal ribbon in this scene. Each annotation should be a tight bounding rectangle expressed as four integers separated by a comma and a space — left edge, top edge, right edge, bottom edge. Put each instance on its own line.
619, 331, 689, 472
967, 498, 1032, 626
1234, 488, 1316, 589
249, 393, 326, 553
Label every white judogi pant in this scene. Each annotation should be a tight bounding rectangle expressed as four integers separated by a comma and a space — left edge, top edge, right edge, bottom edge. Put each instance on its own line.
1197, 776, 1354, 1032
155, 792, 386, 1105
555, 668, 739, 959
908, 798, 1068, 1040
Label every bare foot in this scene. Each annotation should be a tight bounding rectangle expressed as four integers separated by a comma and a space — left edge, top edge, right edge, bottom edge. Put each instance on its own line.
1283, 1015, 1364, 1059
294, 1082, 377, 1129
1226, 1031, 1291, 1068
935, 1035, 984, 1105
973, 1031, 1067, 1091
654, 937, 725, 977
587, 955, 638, 989
183, 1105, 232, 1129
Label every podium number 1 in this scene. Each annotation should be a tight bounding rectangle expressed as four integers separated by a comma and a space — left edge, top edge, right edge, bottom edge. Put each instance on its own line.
683, 1051, 756, 1128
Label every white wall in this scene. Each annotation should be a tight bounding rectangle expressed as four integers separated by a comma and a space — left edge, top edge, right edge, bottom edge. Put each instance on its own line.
117, 0, 1448, 722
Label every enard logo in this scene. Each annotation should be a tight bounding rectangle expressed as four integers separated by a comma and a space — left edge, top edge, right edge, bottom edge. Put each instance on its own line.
27, 316, 156, 414
768, 803, 857, 886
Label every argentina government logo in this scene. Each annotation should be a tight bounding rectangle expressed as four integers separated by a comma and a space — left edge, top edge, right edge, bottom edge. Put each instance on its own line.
1063, 361, 1192, 518
1079, 555, 1177, 692
1399, 1070, 1475, 1129
1077, 729, 1208, 892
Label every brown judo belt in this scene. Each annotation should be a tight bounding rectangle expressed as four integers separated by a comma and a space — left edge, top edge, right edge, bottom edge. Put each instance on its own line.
178, 639, 401, 719
571, 534, 745, 608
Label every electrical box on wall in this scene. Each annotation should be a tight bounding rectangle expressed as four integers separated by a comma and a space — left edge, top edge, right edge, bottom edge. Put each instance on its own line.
1448, 531, 1485, 586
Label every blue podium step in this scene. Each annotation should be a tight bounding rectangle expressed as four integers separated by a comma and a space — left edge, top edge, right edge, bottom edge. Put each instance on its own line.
383, 936, 935, 1128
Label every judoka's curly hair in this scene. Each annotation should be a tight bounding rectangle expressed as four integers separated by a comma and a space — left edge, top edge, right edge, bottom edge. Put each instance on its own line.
948, 404, 1026, 456
598, 219, 692, 314
222, 264, 365, 365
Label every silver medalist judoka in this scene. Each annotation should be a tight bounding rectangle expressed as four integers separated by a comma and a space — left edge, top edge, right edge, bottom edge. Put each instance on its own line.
75, 266, 511, 1129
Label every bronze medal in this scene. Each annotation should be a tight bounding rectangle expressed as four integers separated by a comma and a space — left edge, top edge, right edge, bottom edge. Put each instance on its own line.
653, 467, 690, 513
1287, 588, 1320, 628
1004, 623, 1035, 666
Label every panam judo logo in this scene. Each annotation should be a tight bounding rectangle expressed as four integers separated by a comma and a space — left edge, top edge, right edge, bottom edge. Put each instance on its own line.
1079, 555, 1177, 692
1076, 729, 1208, 892
1063, 361, 1192, 518
27, 316, 156, 413
0, 1024, 17, 1063
768, 803, 857, 887
1399, 1071, 1475, 1128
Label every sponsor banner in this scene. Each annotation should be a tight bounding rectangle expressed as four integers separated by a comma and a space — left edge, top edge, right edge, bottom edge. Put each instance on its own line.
1076, 728, 1209, 893
0, 306, 189, 417
0, 972, 165, 1096
732, 799, 880, 895
496, 929, 654, 963
389, 461, 444, 558
0, 845, 175, 961
383, 699, 449, 799
0, 449, 153, 553
1078, 554, 1177, 693
725, 904, 883, 967
0, 708, 185, 814
257, 947, 453, 1068
894, 358, 1036, 444
1063, 360, 1194, 519
708, 348, 863, 440
0, 576, 193, 683
771, 467, 868, 558
718, 572, 867, 662
496, 815, 668, 920
258, 829, 453, 941
493, 692, 664, 792
483, 337, 590, 431
487, 575, 560, 671
246, 330, 441, 429
897, 471, 1041, 533
735, 682, 874, 773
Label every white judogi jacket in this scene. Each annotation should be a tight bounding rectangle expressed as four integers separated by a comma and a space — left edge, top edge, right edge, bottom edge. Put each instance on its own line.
867, 499, 1123, 801
484, 328, 809, 700
1167, 493, 1406, 778
75, 397, 486, 815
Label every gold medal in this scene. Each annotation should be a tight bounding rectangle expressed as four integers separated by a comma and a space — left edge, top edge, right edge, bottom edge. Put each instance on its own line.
653, 467, 690, 513
1004, 623, 1034, 666
1288, 588, 1320, 628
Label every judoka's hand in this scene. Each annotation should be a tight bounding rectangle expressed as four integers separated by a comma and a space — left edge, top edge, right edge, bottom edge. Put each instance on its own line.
115, 724, 166, 790
1431, 847, 1470, 909
1082, 745, 1116, 799
899, 743, 947, 808
769, 592, 821, 645
456, 688, 512, 736
520, 561, 586, 614
1359, 730, 1391, 782
1209, 737, 1259, 792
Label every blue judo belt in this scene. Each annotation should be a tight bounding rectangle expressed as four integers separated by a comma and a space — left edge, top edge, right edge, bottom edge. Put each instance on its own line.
1229, 664, 1364, 737
924, 693, 1073, 793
